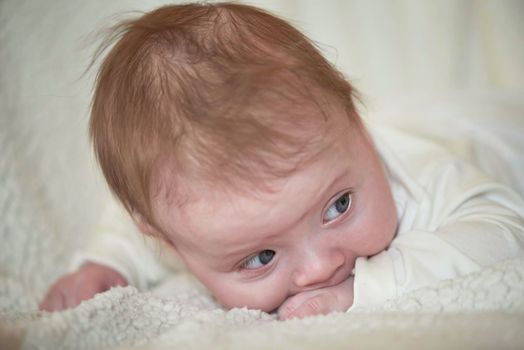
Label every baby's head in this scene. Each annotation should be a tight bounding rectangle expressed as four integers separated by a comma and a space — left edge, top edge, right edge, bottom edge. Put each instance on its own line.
90, 2, 397, 312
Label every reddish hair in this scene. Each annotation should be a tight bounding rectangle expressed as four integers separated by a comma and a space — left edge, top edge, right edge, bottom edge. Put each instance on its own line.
89, 2, 359, 229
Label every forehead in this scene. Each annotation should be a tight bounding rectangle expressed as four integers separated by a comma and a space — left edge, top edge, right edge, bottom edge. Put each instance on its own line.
152, 129, 359, 247
152, 110, 350, 204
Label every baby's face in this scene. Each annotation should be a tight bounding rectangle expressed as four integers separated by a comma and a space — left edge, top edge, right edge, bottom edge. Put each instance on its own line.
152, 124, 397, 312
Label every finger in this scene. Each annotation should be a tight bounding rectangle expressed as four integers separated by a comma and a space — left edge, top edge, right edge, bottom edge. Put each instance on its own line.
66, 283, 102, 309
113, 275, 128, 287
39, 292, 65, 312
286, 293, 337, 320
104, 274, 128, 289
63, 293, 83, 310
288, 296, 326, 319
39, 292, 51, 311
278, 290, 322, 320
277, 298, 302, 320
38, 298, 50, 312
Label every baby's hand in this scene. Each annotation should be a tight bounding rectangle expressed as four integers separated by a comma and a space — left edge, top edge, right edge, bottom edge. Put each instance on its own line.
278, 276, 354, 320
39, 262, 128, 312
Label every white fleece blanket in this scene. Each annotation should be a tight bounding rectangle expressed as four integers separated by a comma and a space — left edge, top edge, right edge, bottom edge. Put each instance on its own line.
2, 256, 524, 349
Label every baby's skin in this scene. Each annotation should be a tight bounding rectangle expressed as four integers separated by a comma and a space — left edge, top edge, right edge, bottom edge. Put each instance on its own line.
276, 276, 355, 319
39, 262, 127, 312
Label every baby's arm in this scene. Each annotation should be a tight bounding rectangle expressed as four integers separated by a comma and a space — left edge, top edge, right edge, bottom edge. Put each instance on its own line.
39, 198, 170, 312
39, 261, 127, 311
277, 276, 354, 320
353, 160, 524, 308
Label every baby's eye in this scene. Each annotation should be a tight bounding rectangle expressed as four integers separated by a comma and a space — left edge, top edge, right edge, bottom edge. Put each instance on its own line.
323, 192, 352, 223
242, 250, 275, 269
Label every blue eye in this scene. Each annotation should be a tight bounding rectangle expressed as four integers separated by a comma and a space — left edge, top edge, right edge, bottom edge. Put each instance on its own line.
242, 250, 275, 269
323, 192, 352, 223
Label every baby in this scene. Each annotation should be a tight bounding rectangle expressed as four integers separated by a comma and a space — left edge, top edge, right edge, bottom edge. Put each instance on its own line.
40, 2, 524, 320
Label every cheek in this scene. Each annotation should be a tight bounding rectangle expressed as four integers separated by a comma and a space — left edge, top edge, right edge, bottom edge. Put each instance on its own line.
191, 269, 289, 312
348, 180, 397, 256
176, 248, 290, 312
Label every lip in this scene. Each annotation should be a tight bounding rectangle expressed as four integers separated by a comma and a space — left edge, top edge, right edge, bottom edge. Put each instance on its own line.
299, 262, 354, 292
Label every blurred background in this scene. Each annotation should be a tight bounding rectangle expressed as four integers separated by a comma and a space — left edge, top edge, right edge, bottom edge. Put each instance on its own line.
1, 0, 523, 295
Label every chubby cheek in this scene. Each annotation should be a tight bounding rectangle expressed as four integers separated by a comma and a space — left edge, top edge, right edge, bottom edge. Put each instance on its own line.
350, 182, 397, 256
194, 271, 288, 313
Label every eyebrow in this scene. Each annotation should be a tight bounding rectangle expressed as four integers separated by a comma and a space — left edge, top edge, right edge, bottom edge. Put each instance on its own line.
221, 170, 349, 266
289, 170, 349, 225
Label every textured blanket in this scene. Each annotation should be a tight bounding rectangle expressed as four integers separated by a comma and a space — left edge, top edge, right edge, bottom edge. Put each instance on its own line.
2, 257, 524, 349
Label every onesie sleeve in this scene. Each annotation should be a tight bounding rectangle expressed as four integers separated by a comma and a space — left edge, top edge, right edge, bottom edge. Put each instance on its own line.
351, 158, 524, 309
69, 198, 175, 290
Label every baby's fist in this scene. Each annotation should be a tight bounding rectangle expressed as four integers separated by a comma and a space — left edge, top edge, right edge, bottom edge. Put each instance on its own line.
39, 262, 127, 312
278, 276, 354, 320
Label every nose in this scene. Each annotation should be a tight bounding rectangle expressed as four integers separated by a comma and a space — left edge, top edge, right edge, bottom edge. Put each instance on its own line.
292, 245, 345, 288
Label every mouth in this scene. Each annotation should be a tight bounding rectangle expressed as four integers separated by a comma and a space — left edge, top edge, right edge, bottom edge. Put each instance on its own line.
300, 262, 354, 293
324, 268, 354, 289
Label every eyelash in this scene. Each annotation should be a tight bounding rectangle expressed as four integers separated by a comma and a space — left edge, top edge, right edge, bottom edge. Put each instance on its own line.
240, 250, 276, 270
322, 191, 353, 224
